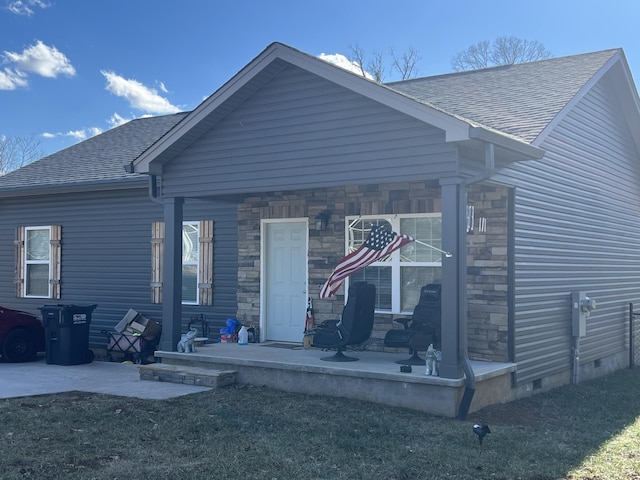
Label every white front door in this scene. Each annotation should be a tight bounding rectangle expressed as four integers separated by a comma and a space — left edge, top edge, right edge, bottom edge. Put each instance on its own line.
262, 220, 308, 342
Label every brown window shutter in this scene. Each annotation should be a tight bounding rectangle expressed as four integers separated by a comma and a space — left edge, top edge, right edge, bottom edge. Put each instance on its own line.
151, 221, 164, 304
14, 226, 25, 298
198, 220, 214, 306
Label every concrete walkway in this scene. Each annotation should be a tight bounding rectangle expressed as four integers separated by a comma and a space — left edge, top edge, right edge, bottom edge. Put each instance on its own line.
0, 356, 211, 400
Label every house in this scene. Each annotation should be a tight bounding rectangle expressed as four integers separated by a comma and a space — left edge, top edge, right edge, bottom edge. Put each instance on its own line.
2, 42, 640, 409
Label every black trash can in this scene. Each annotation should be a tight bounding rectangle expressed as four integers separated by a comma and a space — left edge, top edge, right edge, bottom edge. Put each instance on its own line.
40, 304, 97, 365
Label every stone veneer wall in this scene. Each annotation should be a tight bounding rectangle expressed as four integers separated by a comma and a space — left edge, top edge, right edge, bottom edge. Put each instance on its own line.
237, 181, 509, 361
466, 184, 510, 362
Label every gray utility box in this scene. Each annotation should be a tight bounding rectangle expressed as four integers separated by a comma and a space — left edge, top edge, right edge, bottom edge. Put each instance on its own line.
571, 292, 596, 337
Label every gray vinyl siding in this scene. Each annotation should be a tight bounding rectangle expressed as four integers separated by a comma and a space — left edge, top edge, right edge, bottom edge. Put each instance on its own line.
161, 64, 458, 197
0, 187, 238, 347
494, 71, 640, 385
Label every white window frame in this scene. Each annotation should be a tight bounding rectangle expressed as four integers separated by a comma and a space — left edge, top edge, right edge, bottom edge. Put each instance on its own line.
182, 221, 200, 305
345, 213, 442, 314
24, 225, 52, 298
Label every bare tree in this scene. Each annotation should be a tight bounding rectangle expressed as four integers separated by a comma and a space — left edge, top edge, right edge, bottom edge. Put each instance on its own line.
367, 51, 386, 83
0, 135, 45, 175
451, 40, 492, 72
390, 47, 421, 81
491, 36, 553, 65
452, 36, 552, 71
349, 44, 386, 82
348, 44, 370, 79
349, 44, 420, 82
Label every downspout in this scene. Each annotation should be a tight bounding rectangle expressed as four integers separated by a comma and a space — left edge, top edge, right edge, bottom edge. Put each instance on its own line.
572, 336, 580, 384
148, 174, 163, 204
457, 142, 495, 420
124, 162, 163, 204
630, 303, 636, 369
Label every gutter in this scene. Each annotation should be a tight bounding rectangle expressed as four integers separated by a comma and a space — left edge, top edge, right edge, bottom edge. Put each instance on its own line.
0, 177, 147, 199
457, 142, 495, 420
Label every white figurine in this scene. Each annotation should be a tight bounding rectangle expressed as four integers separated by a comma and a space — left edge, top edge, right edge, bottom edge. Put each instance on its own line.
425, 344, 440, 376
177, 328, 198, 353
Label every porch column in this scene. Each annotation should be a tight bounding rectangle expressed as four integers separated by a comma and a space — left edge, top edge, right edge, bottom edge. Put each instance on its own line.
438, 178, 465, 379
159, 196, 184, 351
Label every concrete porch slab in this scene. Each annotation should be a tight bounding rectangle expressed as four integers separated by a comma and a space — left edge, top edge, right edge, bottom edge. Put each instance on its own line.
154, 342, 516, 418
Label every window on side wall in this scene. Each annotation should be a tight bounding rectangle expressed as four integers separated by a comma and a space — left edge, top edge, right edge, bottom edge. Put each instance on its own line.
182, 222, 199, 305
15, 225, 62, 299
151, 220, 213, 305
347, 214, 442, 313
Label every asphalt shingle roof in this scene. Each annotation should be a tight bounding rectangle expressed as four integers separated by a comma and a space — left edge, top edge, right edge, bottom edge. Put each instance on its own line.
387, 49, 619, 143
0, 112, 188, 192
0, 49, 621, 192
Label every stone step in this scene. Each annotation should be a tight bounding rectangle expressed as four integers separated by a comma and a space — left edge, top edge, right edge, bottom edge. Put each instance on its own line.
138, 363, 236, 388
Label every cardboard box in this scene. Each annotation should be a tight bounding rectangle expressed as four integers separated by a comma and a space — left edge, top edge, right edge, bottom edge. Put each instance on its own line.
114, 309, 137, 333
129, 315, 161, 337
114, 309, 161, 337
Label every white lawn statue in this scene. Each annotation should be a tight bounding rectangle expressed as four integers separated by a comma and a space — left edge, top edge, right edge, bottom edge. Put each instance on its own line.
425, 344, 440, 376
177, 328, 198, 353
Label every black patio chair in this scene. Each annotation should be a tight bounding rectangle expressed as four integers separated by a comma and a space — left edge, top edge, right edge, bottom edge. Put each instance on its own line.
312, 282, 376, 362
384, 283, 442, 365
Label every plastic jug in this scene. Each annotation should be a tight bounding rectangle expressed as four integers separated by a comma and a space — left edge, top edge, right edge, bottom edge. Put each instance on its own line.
238, 326, 248, 345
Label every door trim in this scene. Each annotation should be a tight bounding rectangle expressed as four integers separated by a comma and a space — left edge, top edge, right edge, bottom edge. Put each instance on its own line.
260, 218, 309, 342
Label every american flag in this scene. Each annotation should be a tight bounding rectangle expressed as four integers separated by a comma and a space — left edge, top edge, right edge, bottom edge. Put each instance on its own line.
319, 225, 414, 298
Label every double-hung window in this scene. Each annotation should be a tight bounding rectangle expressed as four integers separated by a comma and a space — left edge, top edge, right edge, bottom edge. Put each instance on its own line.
25, 226, 51, 297
15, 225, 62, 299
347, 214, 442, 313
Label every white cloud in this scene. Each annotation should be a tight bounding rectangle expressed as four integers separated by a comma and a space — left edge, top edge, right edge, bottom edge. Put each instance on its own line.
41, 127, 103, 141
5, 0, 51, 16
108, 112, 130, 128
4, 40, 76, 79
68, 128, 101, 141
1, 40, 75, 91
87, 126, 102, 137
101, 70, 180, 115
0, 67, 27, 90
41, 112, 139, 149
318, 53, 374, 80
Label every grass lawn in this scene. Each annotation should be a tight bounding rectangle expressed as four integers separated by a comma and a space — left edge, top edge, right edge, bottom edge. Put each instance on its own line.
2, 366, 640, 479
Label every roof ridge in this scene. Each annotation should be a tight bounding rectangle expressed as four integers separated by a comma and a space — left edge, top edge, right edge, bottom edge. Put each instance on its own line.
388, 48, 621, 86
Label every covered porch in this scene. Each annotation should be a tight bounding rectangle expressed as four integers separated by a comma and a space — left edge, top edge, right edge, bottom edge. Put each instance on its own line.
150, 342, 517, 418
128, 43, 546, 416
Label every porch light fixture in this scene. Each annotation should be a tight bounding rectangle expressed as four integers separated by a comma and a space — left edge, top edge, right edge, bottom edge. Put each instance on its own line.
314, 211, 331, 231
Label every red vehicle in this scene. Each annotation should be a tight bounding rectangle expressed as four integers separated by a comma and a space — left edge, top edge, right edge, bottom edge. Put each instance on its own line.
0, 307, 45, 362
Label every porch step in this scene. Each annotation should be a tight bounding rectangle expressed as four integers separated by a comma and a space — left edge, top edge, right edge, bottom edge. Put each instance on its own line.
138, 363, 237, 388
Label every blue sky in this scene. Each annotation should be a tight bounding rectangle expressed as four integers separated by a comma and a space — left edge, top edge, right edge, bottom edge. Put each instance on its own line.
2, 0, 640, 156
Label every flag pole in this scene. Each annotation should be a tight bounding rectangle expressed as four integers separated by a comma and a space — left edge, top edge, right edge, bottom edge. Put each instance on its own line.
413, 239, 453, 258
